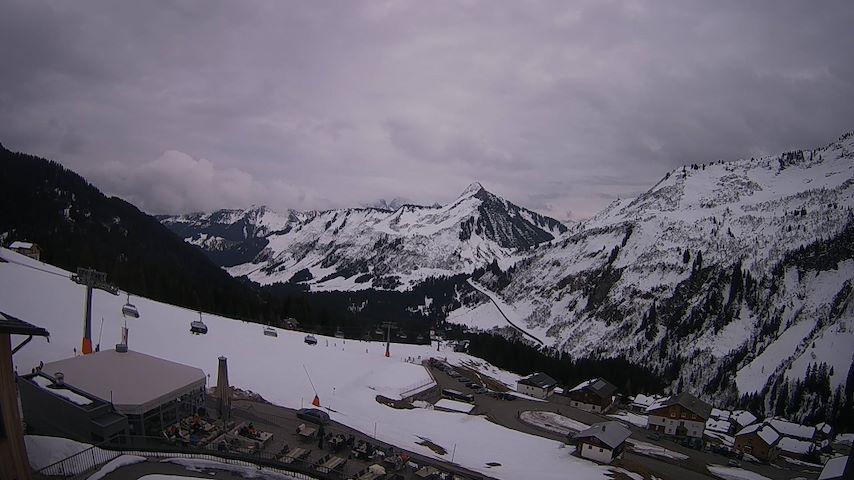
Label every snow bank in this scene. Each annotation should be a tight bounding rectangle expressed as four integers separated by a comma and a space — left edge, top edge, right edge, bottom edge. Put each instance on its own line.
707, 464, 772, 480
87, 455, 146, 480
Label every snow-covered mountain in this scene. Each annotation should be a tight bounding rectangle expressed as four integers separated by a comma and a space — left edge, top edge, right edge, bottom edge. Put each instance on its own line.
160, 183, 567, 290
451, 133, 854, 420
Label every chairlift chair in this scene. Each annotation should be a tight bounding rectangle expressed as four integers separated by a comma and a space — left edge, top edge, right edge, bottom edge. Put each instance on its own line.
122, 294, 140, 319
190, 313, 208, 335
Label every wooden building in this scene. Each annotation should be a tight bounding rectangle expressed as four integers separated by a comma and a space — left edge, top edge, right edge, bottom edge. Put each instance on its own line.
8, 242, 41, 261
646, 391, 712, 439
0, 311, 49, 480
566, 377, 617, 413
734, 422, 781, 462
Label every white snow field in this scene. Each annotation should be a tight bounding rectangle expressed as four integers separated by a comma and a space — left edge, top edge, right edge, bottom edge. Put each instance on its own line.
1, 248, 611, 480
519, 411, 589, 436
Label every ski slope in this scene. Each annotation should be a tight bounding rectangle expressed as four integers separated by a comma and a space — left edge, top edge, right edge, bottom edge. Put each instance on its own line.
1, 248, 611, 480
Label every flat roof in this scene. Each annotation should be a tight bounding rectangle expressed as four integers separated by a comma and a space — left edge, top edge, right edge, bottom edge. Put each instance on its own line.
0, 310, 49, 337
42, 349, 205, 415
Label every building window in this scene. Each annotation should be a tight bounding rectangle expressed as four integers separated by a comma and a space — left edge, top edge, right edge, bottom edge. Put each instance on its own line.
599, 448, 603, 453
670, 411, 677, 418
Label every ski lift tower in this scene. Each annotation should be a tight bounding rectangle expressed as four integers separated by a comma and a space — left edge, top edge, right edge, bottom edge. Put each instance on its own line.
72, 267, 119, 355
381, 321, 397, 357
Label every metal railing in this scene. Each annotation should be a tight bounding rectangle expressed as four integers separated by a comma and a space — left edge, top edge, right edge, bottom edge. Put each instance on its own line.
36, 435, 330, 480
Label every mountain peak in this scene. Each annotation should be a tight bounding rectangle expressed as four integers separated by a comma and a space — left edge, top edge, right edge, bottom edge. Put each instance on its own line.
459, 182, 486, 198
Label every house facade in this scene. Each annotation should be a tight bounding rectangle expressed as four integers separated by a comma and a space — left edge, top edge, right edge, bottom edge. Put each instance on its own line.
516, 372, 557, 399
646, 391, 712, 439
572, 422, 631, 464
734, 423, 780, 462
566, 377, 617, 413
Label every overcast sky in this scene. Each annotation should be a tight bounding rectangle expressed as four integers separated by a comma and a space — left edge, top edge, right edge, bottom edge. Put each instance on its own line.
1, 1, 852, 220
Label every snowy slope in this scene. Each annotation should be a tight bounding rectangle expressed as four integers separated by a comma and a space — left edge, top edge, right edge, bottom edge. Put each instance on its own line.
448, 132, 854, 414
1, 248, 609, 480
161, 183, 566, 290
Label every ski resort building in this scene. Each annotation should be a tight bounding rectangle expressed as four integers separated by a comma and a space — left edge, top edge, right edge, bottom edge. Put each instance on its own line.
516, 372, 558, 399
572, 421, 631, 464
646, 391, 712, 440
565, 377, 617, 413
1, 311, 49, 480
21, 349, 206, 440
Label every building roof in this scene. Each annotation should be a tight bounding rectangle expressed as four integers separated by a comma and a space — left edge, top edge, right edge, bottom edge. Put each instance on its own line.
569, 377, 617, 399
705, 418, 731, 434
766, 417, 815, 440
731, 410, 757, 427
646, 391, 713, 419
42, 349, 205, 415
518, 372, 558, 389
0, 310, 50, 337
815, 422, 832, 434
574, 421, 632, 449
735, 423, 780, 446
9, 241, 35, 249
778, 437, 814, 455
819, 455, 849, 480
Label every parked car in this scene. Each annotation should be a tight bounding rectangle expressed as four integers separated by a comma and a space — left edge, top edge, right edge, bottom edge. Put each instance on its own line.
727, 459, 741, 467
296, 408, 330, 425
648, 433, 662, 441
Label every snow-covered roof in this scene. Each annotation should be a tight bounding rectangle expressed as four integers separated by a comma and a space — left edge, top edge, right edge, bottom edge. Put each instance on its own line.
43, 349, 206, 415
434, 399, 475, 414
766, 418, 816, 440
819, 455, 849, 480
710, 408, 731, 420
630, 393, 664, 408
568, 377, 617, 398
705, 418, 731, 434
778, 437, 814, 455
9, 241, 34, 249
735, 423, 780, 446
815, 422, 832, 434
574, 421, 632, 449
518, 372, 558, 389
731, 410, 757, 427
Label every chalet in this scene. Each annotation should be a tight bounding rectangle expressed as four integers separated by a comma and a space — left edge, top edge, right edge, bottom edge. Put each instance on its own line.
566, 377, 617, 413
8, 241, 41, 261
516, 372, 558, 399
731, 410, 757, 429
765, 417, 815, 441
777, 436, 815, 461
572, 421, 632, 464
734, 423, 781, 462
646, 391, 712, 439
0, 311, 50, 480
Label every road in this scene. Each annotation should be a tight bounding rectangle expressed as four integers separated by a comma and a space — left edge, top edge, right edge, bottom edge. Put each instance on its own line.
467, 279, 544, 346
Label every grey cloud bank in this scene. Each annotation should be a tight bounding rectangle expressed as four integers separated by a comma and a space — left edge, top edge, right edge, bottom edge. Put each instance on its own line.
1, 0, 852, 220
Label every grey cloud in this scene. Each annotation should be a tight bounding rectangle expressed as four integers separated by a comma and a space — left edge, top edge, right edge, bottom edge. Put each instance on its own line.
1, 0, 852, 219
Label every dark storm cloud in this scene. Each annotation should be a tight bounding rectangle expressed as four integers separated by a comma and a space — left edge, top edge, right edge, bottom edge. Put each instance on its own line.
1, 0, 852, 218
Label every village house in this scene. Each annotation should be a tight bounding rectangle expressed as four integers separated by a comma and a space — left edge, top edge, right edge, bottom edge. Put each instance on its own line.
566, 377, 617, 413
777, 436, 815, 461
818, 455, 850, 480
572, 421, 632, 464
8, 241, 41, 261
646, 391, 712, 439
627, 393, 665, 414
734, 422, 781, 462
516, 372, 558, 399
766, 417, 816, 441
815, 422, 834, 442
